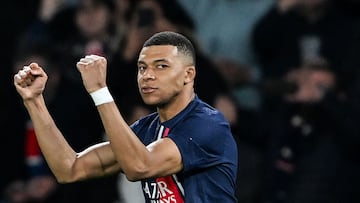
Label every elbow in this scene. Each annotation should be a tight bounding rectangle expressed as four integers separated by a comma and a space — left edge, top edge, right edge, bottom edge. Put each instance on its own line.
54, 174, 79, 184
124, 170, 146, 182
52, 168, 86, 184
54, 176, 74, 184
123, 165, 150, 182
125, 174, 141, 182
125, 173, 146, 182
56, 178, 72, 184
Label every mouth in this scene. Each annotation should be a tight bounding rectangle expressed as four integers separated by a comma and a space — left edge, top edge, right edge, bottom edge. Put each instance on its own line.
141, 86, 157, 94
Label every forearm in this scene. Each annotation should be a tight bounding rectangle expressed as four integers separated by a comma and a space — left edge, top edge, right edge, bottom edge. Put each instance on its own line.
97, 102, 150, 179
24, 96, 78, 181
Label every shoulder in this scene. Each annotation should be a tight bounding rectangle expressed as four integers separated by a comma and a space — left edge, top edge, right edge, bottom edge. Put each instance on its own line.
170, 99, 236, 160
191, 98, 229, 127
130, 112, 158, 132
172, 98, 232, 141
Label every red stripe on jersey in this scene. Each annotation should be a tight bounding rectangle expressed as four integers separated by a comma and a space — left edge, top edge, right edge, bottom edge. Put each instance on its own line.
163, 127, 170, 137
155, 176, 184, 202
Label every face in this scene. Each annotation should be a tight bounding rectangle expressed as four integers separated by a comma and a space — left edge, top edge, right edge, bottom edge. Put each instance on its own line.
134, 0, 178, 32
76, 0, 111, 38
137, 45, 193, 106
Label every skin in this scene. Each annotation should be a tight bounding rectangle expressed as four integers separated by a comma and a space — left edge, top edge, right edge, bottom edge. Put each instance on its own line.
13, 45, 196, 183
285, 67, 335, 102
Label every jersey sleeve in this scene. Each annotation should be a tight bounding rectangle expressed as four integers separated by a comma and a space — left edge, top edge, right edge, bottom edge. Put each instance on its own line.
168, 111, 235, 172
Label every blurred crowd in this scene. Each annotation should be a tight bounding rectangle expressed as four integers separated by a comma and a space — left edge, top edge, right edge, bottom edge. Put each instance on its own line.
1, 0, 360, 202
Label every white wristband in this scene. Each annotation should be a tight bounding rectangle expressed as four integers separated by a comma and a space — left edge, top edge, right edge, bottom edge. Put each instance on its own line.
90, 87, 114, 106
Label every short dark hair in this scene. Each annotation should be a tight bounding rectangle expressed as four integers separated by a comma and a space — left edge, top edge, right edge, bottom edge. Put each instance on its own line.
143, 31, 196, 65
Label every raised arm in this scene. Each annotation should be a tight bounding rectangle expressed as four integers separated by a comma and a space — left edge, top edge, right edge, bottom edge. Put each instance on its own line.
13, 63, 120, 183
76, 55, 183, 181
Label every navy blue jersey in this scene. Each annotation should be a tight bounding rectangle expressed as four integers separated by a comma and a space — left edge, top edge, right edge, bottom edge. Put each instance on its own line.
130, 95, 238, 203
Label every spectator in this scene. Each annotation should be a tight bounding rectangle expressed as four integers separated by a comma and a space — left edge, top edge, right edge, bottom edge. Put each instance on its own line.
2, 45, 61, 203
177, 0, 275, 110
259, 60, 360, 202
6, 1, 121, 200
252, 0, 359, 83
0, 3, 39, 195
32, 0, 120, 86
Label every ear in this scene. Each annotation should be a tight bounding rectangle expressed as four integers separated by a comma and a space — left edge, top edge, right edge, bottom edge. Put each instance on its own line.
184, 65, 196, 85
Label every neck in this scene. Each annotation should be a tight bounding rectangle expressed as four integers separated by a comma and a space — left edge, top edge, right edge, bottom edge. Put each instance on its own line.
157, 90, 195, 122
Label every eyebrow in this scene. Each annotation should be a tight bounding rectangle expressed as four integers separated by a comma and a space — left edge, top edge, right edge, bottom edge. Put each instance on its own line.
138, 58, 170, 65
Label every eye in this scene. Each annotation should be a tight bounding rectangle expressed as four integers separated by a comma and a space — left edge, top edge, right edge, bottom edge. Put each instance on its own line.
156, 64, 168, 69
138, 65, 146, 72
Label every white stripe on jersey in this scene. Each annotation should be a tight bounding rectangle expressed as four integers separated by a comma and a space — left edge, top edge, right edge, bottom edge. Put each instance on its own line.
157, 124, 185, 197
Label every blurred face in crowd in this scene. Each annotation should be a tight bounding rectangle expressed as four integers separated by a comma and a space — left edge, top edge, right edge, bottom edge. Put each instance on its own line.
134, 0, 178, 33
114, 0, 130, 15
76, 0, 113, 39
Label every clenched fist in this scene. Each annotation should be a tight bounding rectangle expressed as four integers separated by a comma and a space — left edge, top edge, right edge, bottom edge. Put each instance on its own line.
14, 63, 48, 101
76, 54, 108, 93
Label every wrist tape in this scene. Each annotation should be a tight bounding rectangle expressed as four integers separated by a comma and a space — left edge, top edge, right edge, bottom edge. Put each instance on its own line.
90, 87, 114, 106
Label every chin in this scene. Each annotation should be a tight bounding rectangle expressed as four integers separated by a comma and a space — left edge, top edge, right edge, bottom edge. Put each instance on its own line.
141, 93, 173, 108
142, 96, 159, 106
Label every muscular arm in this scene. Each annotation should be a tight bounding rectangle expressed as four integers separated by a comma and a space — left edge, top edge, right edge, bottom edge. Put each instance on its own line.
77, 54, 183, 181
24, 97, 121, 183
14, 63, 120, 183
97, 102, 182, 181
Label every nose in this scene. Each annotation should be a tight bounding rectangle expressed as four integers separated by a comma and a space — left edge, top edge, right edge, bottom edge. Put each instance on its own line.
142, 69, 156, 80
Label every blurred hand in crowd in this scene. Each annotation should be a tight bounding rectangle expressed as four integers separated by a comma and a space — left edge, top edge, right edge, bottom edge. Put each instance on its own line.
284, 62, 335, 103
